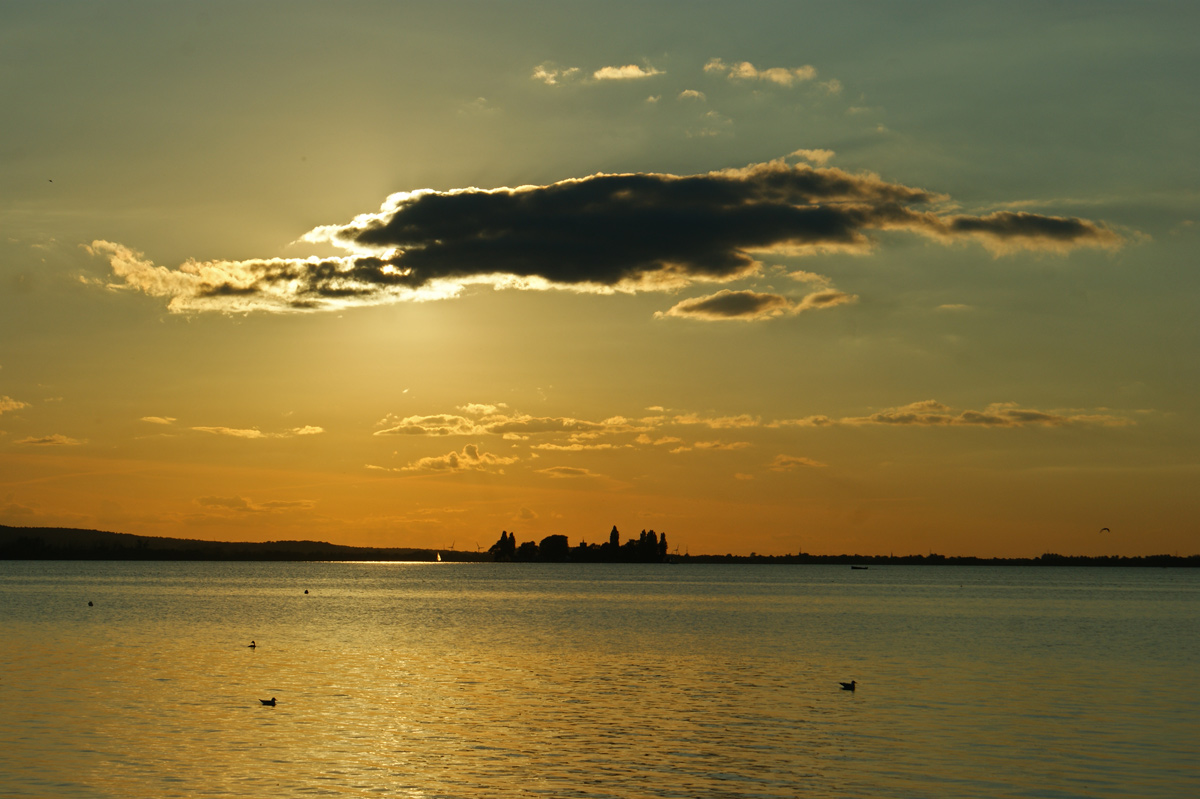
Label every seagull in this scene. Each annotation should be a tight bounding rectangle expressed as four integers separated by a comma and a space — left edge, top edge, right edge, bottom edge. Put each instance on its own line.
247, 640, 257, 648
1100, 527, 1110, 533
260, 697, 276, 706
840, 680, 857, 691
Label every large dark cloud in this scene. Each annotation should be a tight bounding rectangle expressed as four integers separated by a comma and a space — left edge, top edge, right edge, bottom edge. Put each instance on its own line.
337, 162, 943, 288
90, 159, 1123, 313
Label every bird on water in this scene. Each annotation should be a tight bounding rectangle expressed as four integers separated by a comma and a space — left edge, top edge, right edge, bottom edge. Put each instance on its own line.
247, 640, 256, 648
260, 697, 276, 706
840, 680, 857, 691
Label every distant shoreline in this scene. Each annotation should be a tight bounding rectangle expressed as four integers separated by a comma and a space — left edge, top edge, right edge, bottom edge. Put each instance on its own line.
2, 525, 1196, 566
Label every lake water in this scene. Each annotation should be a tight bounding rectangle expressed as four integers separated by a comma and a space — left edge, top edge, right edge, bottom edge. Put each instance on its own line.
0, 562, 1196, 798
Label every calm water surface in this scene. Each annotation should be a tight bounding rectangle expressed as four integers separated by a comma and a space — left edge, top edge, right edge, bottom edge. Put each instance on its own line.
1, 562, 1196, 797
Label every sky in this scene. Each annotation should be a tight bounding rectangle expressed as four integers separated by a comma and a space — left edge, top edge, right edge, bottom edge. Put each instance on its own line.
1, 1, 1196, 557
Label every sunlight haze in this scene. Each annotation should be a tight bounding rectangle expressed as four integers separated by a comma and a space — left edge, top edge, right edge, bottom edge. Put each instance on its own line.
2, 1, 1196, 557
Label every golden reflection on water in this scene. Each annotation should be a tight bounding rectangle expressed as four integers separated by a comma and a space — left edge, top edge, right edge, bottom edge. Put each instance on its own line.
1, 562, 1197, 798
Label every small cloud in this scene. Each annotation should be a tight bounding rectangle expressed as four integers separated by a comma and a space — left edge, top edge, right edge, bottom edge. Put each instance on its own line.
657, 288, 856, 321
937, 211, 1123, 255
401, 444, 518, 473
635, 434, 683, 446
789, 148, 835, 165
706, 57, 818, 86
291, 425, 325, 436
197, 495, 258, 512
459, 403, 507, 415
672, 413, 760, 429
678, 89, 707, 101
593, 64, 663, 80
459, 96, 498, 116
796, 289, 858, 312
16, 434, 85, 446
786, 269, 832, 286
0, 396, 29, 415
937, 303, 974, 312
770, 454, 827, 471
191, 424, 321, 439
837, 400, 1133, 428
517, 507, 538, 521
645, 95, 661, 104
769, 415, 836, 429
532, 63, 581, 85
658, 290, 793, 321
141, 416, 176, 425
196, 495, 314, 514
192, 426, 268, 439
531, 442, 623, 451
693, 440, 752, 451
375, 414, 483, 436
820, 78, 843, 95
734, 473, 756, 480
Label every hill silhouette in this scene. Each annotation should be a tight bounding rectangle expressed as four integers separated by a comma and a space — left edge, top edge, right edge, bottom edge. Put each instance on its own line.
0, 525, 483, 562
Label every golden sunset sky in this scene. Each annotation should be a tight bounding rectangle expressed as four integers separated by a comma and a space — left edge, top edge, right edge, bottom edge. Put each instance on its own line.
2, 2, 1196, 556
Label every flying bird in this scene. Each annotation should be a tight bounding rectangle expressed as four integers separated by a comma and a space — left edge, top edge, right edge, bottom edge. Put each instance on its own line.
260, 697, 276, 706
1100, 527, 1110, 533
840, 680, 857, 691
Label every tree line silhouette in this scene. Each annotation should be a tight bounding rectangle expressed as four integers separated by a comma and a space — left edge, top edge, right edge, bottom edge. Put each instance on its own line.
489, 526, 670, 563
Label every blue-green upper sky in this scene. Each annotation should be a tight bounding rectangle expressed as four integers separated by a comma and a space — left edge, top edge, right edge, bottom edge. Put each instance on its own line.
1, 1, 1196, 556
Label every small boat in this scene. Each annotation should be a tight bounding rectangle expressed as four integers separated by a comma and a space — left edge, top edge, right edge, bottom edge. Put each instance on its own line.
260, 697, 276, 706
839, 680, 856, 691
436, 553, 442, 562
851, 565, 868, 570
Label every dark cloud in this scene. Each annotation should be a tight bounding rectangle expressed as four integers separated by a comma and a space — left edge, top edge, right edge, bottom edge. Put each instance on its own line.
943, 211, 1122, 252
658, 287, 856, 321
90, 160, 1123, 313
659, 290, 793, 320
